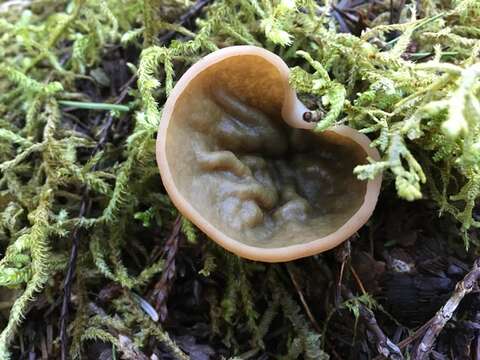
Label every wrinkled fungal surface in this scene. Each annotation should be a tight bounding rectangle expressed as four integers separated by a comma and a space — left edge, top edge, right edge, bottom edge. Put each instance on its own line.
163, 54, 368, 248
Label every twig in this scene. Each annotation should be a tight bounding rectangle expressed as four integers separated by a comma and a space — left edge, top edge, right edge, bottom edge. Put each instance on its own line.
286, 264, 345, 359
117, 75, 137, 103
397, 320, 433, 349
159, 0, 213, 44
372, 320, 433, 360
150, 216, 182, 321
286, 263, 322, 334
334, 240, 351, 306
59, 129, 112, 359
373, 259, 480, 360
59, 75, 134, 359
413, 258, 480, 360
59, 202, 87, 360
350, 264, 367, 295
343, 287, 404, 360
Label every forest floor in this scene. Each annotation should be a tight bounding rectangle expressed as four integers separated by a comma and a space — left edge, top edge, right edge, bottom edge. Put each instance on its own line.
1, 0, 480, 359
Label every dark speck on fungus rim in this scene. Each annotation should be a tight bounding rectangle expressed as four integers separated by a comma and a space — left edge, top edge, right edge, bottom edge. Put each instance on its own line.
156, 46, 382, 262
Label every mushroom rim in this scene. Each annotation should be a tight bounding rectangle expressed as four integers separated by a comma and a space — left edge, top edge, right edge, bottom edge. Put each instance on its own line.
156, 45, 382, 263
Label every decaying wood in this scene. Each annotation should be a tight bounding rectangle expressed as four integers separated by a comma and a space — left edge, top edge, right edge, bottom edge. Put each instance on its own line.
342, 287, 403, 360
413, 258, 480, 359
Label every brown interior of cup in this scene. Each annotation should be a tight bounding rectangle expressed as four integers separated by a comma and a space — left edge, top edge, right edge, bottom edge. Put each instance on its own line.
164, 54, 368, 248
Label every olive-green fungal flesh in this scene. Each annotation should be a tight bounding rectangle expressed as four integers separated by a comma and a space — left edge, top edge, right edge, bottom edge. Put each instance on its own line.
157, 46, 382, 262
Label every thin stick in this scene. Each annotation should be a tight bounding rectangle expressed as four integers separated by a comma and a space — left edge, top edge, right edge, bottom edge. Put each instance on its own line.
59, 75, 134, 359
159, 0, 213, 44
59, 202, 87, 360
150, 216, 182, 321
350, 264, 367, 295
373, 258, 480, 360
286, 263, 322, 334
335, 239, 351, 306
413, 258, 480, 360
372, 320, 433, 360
343, 287, 404, 360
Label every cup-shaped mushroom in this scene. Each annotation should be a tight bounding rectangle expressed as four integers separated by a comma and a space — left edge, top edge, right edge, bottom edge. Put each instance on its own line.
156, 46, 381, 262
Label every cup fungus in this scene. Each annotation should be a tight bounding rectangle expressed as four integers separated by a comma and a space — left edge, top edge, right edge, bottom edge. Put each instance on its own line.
156, 46, 382, 262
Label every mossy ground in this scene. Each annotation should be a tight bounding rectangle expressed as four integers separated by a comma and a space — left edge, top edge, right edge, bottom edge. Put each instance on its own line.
0, 0, 480, 359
